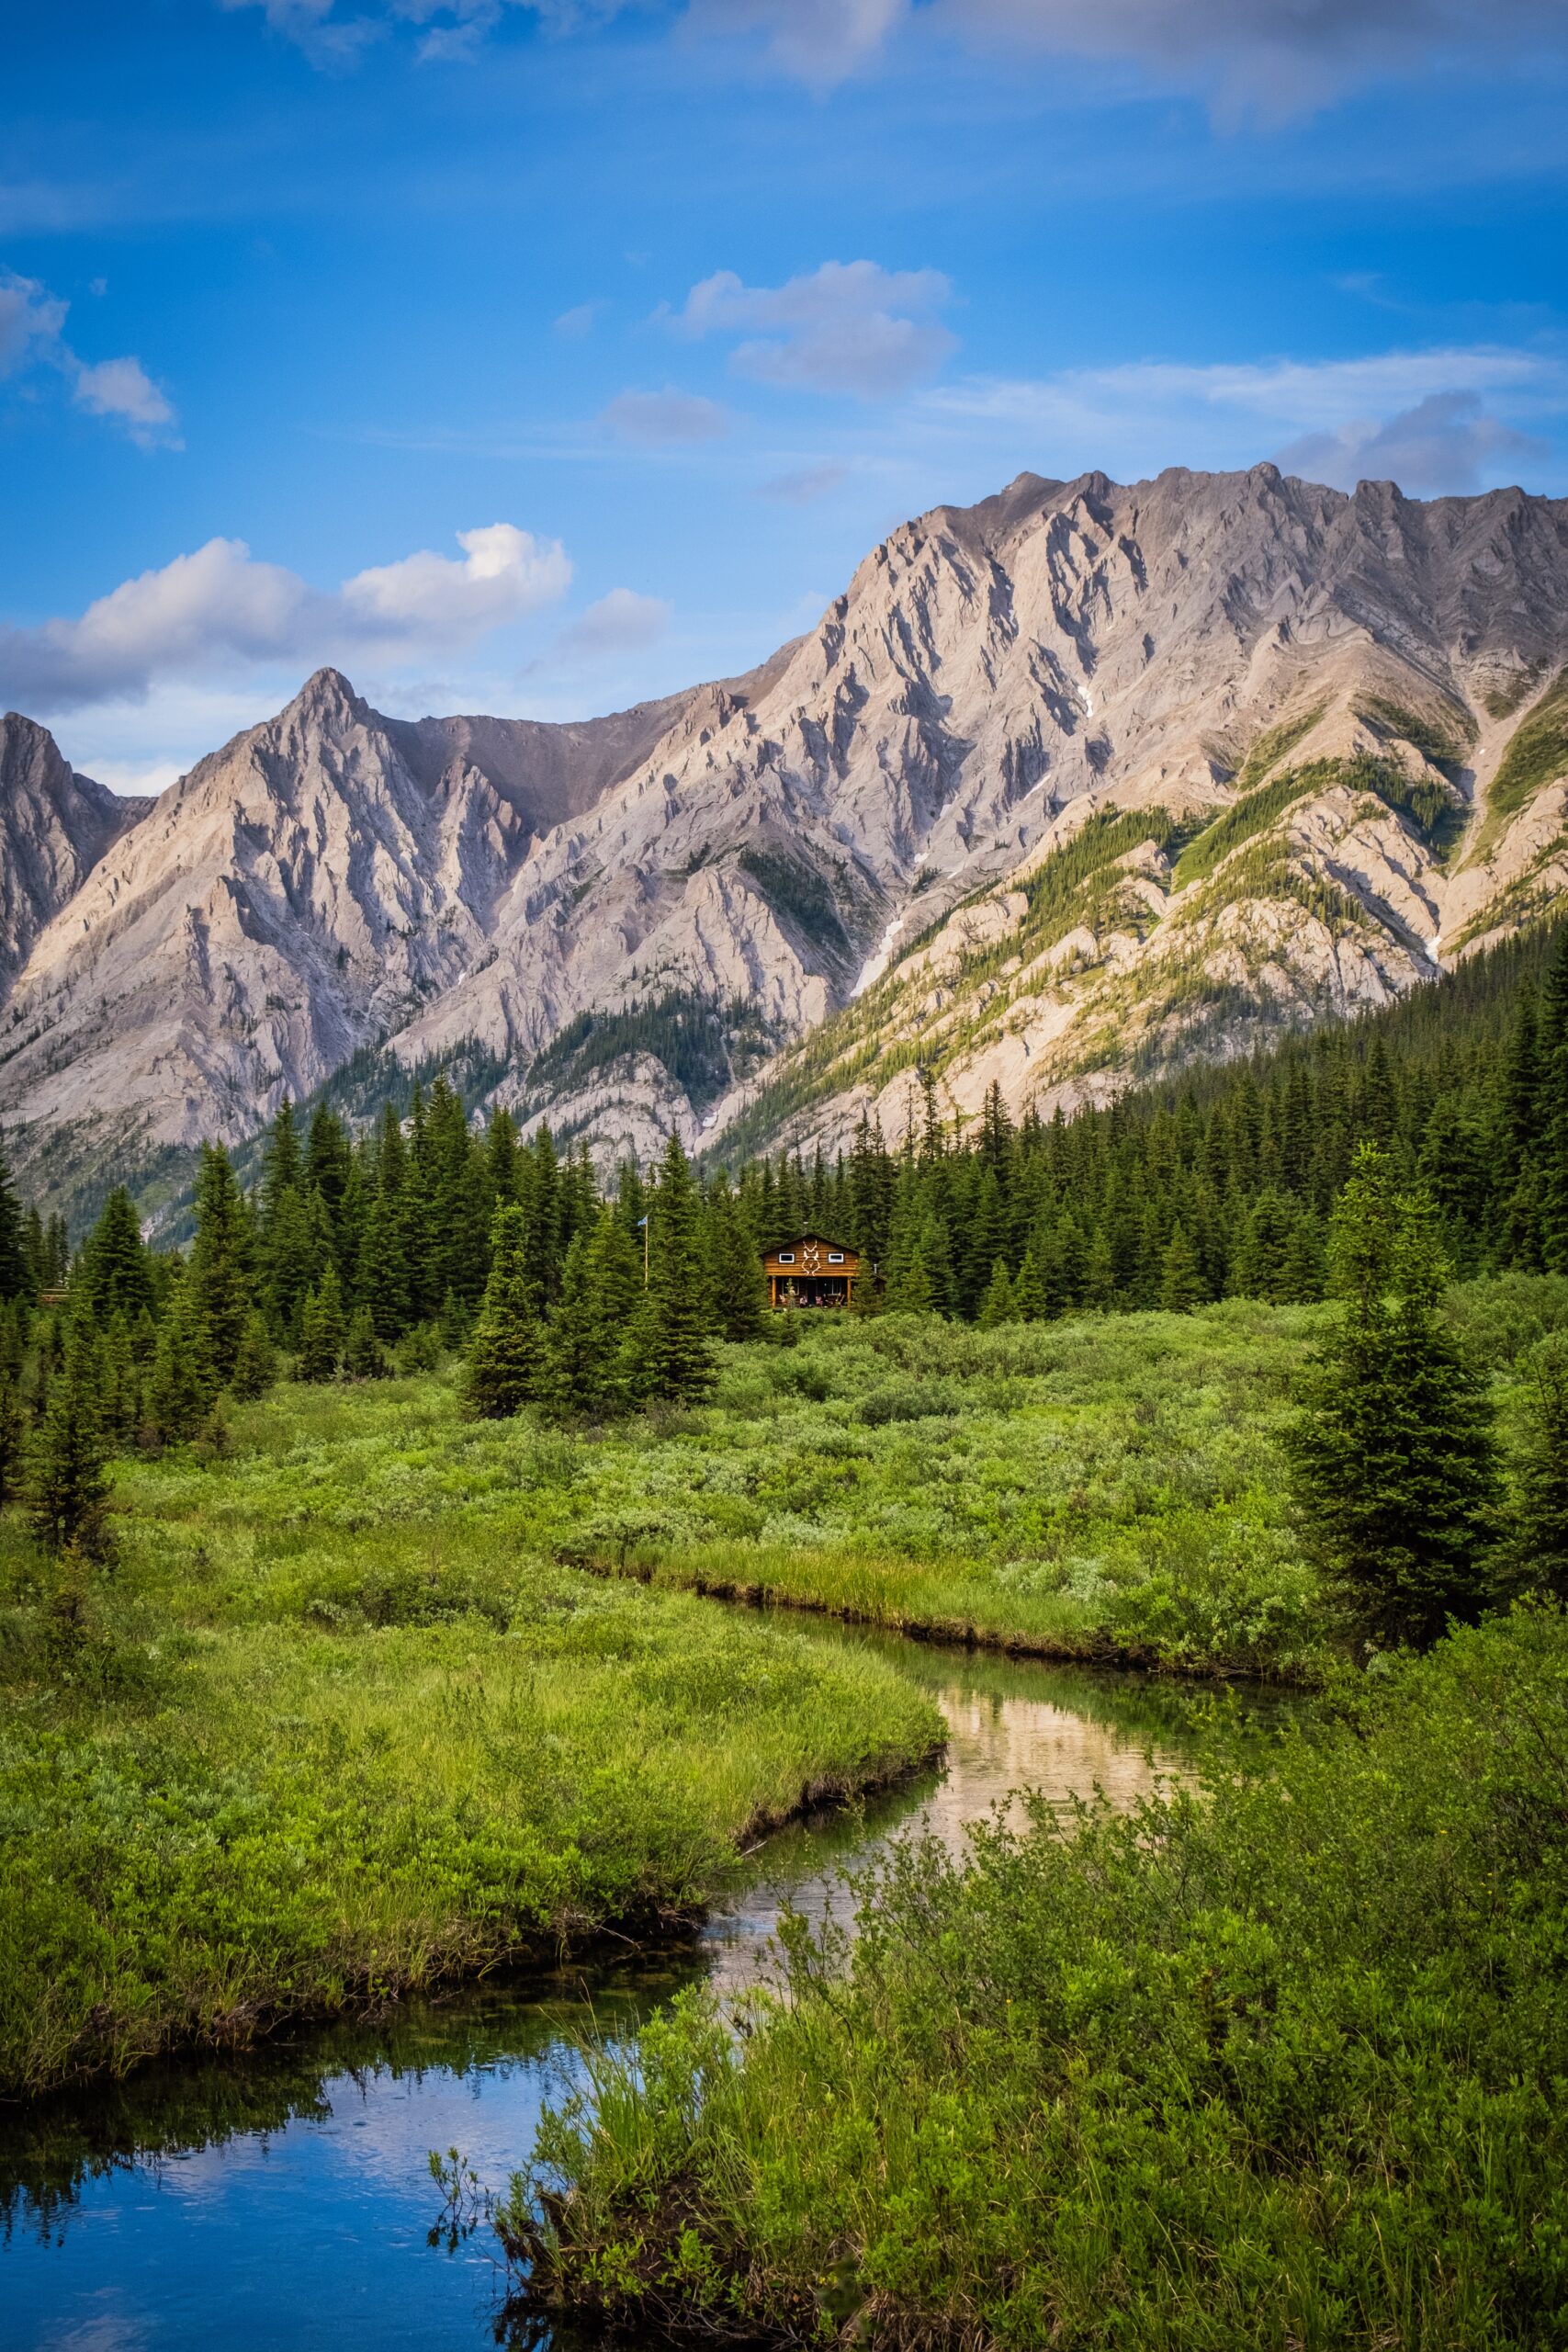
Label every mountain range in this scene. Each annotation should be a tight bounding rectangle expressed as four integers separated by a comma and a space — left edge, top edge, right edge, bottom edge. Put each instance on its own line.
3, 462, 1567, 1218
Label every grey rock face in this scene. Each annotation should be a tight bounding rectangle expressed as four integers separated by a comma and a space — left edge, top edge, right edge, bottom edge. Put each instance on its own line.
1, 466, 1566, 1200
0, 713, 150, 999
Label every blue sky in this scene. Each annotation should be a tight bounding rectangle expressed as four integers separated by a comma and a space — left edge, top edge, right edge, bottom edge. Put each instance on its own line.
3, 0, 1566, 792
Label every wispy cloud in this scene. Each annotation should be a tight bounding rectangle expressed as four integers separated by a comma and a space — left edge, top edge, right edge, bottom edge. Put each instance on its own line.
211, 0, 1568, 115
759, 460, 848, 503
556, 585, 672, 657
1273, 390, 1548, 496
925, 345, 1566, 494
0, 266, 180, 447
0, 523, 571, 713
554, 300, 603, 339
674, 261, 956, 401
601, 386, 730, 443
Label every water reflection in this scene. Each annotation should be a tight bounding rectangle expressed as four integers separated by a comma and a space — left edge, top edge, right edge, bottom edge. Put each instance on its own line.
2, 1623, 1257, 2350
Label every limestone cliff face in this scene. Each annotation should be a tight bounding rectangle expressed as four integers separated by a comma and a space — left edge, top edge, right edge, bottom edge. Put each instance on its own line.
1, 466, 1566, 1200
393, 466, 1568, 1155
0, 714, 150, 1000
0, 669, 694, 1183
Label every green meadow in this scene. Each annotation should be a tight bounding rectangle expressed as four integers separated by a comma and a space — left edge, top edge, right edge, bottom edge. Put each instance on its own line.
0, 1371, 942, 2098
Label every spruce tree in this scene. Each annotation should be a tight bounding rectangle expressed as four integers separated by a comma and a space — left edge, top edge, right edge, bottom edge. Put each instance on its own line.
1011, 1246, 1048, 1323
0, 1372, 26, 1505
465, 1204, 546, 1419
976, 1261, 1017, 1328
541, 1212, 639, 1420
79, 1187, 154, 1325
642, 1135, 715, 1403
343, 1306, 389, 1381
0, 1139, 29, 1303
299, 1264, 346, 1383
1285, 1145, 1501, 1650
1500, 1334, 1568, 1603
189, 1144, 255, 1383
231, 1310, 278, 1400
28, 1322, 110, 1555
1158, 1222, 1207, 1313
100, 1310, 140, 1446
708, 1178, 767, 1341
146, 1280, 213, 1445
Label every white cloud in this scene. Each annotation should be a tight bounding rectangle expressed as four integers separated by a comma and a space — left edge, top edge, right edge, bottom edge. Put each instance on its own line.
759, 461, 848, 503
72, 356, 181, 448
557, 587, 672, 658
923, 345, 1565, 493
0, 270, 67, 374
919, 0, 1568, 116
554, 300, 602, 339
601, 387, 730, 443
1274, 390, 1547, 496
0, 524, 571, 714
683, 0, 904, 86
215, 0, 1568, 110
677, 261, 955, 400
0, 266, 178, 446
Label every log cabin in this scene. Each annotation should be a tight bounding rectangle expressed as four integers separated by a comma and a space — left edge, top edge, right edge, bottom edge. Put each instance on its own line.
762, 1234, 862, 1309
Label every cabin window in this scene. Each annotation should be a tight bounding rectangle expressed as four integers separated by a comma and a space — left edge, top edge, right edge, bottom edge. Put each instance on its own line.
778, 1251, 795, 1264
828, 1252, 844, 1264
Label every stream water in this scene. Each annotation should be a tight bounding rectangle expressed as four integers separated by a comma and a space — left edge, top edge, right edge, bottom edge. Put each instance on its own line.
2, 1619, 1244, 2351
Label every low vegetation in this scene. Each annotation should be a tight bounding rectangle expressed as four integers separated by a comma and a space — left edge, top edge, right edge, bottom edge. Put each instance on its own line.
0, 1376, 941, 2097
513, 1606, 1568, 2350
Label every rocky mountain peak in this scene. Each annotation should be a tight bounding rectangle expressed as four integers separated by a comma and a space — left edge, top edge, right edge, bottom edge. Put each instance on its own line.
0, 466, 1566, 1212
0, 712, 150, 1001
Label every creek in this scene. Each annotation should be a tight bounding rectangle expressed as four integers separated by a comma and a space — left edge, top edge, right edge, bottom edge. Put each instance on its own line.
3, 1616, 1260, 2350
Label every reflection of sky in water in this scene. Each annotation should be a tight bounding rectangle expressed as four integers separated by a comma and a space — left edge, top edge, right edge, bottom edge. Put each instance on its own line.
4, 1629, 1201, 2351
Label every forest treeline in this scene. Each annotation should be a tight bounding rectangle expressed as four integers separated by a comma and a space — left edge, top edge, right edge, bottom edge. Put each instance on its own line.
0, 916, 1562, 1529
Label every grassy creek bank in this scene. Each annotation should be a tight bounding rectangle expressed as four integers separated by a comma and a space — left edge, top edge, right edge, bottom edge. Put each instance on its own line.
512, 1607, 1568, 2352
3, 1280, 1552, 2097
0, 1380, 942, 2100
3, 1629, 1214, 2352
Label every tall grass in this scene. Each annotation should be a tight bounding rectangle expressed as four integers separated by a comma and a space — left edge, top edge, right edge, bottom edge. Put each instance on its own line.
0, 1374, 941, 2096
513, 1607, 1568, 2351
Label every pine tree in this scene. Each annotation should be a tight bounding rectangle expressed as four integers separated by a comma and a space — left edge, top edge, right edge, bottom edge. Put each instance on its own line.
1284, 1145, 1501, 1650
1279, 1210, 1327, 1304
1083, 1227, 1117, 1311
1011, 1245, 1048, 1323
28, 1322, 110, 1555
0, 1371, 26, 1505
0, 1138, 30, 1304
100, 1310, 140, 1446
883, 1245, 933, 1316
261, 1181, 321, 1340
358, 1111, 412, 1340
79, 1187, 154, 1324
642, 1134, 715, 1403
541, 1213, 640, 1420
146, 1280, 212, 1446
299, 1265, 346, 1383
189, 1144, 255, 1383
343, 1306, 389, 1381
231, 1310, 278, 1400
1499, 1334, 1568, 1603
1158, 1222, 1207, 1313
708, 1178, 767, 1341
976, 1260, 1017, 1328
465, 1204, 546, 1419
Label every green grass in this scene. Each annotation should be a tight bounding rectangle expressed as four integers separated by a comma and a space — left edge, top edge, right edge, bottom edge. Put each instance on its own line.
512, 1605, 1568, 2351
1471, 665, 1568, 864
0, 1377, 941, 2097
1172, 754, 1453, 897
1232, 703, 1326, 791
556, 1304, 1334, 1682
